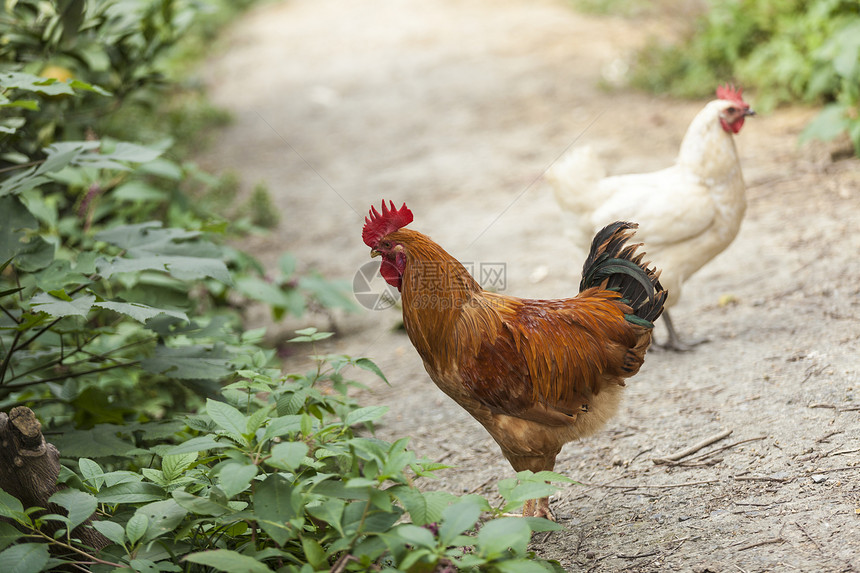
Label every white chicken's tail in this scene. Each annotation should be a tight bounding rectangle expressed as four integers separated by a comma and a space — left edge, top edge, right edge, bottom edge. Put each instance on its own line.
545, 145, 609, 250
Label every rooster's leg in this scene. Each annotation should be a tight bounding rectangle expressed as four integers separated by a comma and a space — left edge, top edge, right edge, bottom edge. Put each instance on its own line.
522, 498, 536, 517
506, 453, 560, 521
655, 310, 708, 352
521, 497, 555, 521
533, 497, 555, 521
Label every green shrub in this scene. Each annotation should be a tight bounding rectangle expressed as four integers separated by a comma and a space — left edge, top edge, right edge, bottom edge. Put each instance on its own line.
0, 78, 356, 425
629, 0, 860, 154
0, 331, 565, 572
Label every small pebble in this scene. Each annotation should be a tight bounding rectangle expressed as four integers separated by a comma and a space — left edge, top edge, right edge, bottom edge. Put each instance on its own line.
811, 474, 828, 484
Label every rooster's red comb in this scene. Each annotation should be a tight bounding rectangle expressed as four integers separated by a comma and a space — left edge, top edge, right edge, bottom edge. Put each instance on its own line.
716, 84, 748, 107
362, 201, 414, 247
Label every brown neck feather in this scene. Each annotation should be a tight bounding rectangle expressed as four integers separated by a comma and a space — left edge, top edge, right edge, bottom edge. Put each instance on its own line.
387, 229, 481, 368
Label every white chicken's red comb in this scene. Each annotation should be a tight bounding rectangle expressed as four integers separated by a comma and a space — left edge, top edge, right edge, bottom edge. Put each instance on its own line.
716, 84, 748, 107
362, 200, 414, 247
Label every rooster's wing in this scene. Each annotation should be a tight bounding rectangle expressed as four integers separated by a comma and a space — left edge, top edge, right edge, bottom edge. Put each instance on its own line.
452, 293, 635, 427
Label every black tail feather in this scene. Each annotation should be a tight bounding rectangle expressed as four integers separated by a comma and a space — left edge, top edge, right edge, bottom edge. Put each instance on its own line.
580, 221, 667, 326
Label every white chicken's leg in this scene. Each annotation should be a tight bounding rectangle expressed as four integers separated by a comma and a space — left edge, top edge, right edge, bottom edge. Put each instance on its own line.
655, 310, 708, 352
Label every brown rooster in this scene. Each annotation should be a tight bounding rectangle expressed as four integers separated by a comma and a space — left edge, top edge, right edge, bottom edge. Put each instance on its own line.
363, 201, 666, 520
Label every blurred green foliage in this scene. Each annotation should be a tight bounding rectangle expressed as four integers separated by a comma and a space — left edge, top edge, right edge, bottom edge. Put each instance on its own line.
629, 0, 860, 154
0, 331, 565, 572
0, 0, 358, 428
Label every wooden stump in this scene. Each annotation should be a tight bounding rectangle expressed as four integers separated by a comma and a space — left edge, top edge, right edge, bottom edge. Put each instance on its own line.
0, 406, 110, 552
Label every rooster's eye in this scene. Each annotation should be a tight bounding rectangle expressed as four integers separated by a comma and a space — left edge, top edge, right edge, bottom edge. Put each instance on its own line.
727, 106, 737, 113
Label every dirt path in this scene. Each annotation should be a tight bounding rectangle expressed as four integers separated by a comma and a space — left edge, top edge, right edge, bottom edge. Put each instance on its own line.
198, 0, 860, 570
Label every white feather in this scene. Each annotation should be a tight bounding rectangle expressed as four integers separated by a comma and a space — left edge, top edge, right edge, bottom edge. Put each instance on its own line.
548, 99, 749, 307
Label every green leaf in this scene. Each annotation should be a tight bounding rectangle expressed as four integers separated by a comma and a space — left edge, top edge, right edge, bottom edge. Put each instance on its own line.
344, 405, 388, 426
134, 499, 187, 542
52, 427, 134, 459
439, 501, 481, 545
95, 222, 193, 251
0, 543, 50, 573
0, 99, 39, 111
0, 196, 38, 262
529, 470, 575, 483
505, 482, 559, 505
113, 180, 169, 202
141, 468, 167, 487
279, 253, 296, 277
93, 301, 188, 323
261, 415, 302, 442
289, 327, 333, 342
97, 482, 165, 504
354, 358, 389, 384
67, 79, 111, 96
299, 275, 360, 312
164, 435, 232, 456
477, 518, 530, 557
96, 141, 165, 164
391, 487, 457, 525
89, 520, 125, 546
522, 516, 564, 533
141, 345, 233, 380
29, 292, 94, 317
0, 490, 24, 518
93, 222, 230, 282
266, 441, 308, 471
306, 498, 346, 536
172, 490, 232, 517
245, 405, 272, 435
101, 471, 143, 488
161, 452, 197, 482
396, 524, 436, 549
301, 537, 327, 570
0, 72, 75, 96
234, 276, 303, 315
399, 548, 437, 571
253, 474, 298, 546
829, 22, 860, 79
494, 561, 558, 573
345, 477, 377, 489
217, 463, 258, 498
206, 399, 248, 441
345, 500, 399, 535
129, 558, 161, 572
139, 158, 183, 180
0, 523, 23, 551
49, 489, 97, 531
11, 235, 53, 272
800, 103, 850, 143
32, 260, 87, 291
183, 549, 272, 573
125, 513, 148, 544
98, 255, 231, 284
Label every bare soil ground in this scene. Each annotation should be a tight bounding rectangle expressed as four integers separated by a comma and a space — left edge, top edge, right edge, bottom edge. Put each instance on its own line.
197, 0, 860, 570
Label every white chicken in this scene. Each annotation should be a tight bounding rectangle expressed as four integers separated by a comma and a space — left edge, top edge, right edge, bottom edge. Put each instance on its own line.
547, 85, 755, 350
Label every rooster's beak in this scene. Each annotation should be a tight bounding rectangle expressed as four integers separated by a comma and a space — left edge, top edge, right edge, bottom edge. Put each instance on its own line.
745, 108, 756, 117
370, 249, 380, 258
